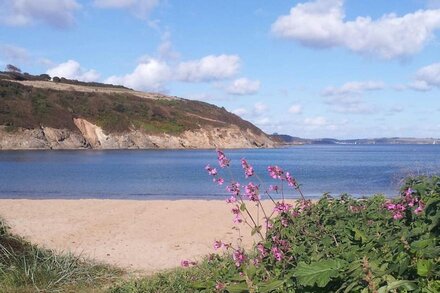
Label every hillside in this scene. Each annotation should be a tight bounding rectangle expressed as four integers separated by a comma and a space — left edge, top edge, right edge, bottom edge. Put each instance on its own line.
0, 73, 274, 149
271, 134, 439, 145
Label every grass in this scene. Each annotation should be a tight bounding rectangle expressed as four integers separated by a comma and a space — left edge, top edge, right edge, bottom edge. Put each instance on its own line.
109, 255, 236, 293
0, 218, 124, 292
0, 79, 262, 136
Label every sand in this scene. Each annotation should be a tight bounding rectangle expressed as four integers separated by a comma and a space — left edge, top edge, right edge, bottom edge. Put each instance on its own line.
0, 199, 286, 273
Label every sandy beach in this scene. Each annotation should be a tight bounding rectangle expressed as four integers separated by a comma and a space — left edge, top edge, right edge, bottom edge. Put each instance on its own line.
0, 199, 285, 273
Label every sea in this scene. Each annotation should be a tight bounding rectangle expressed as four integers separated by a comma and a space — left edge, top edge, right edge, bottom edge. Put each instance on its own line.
0, 144, 439, 200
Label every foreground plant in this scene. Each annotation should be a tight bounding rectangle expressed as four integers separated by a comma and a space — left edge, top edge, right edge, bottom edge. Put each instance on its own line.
194, 151, 440, 292
0, 219, 122, 292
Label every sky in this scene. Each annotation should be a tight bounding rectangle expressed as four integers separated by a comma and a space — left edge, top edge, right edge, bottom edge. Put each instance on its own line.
0, 0, 440, 139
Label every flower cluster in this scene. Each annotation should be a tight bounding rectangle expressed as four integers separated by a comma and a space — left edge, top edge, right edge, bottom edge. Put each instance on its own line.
244, 182, 260, 201
232, 249, 246, 267
384, 188, 425, 220
286, 172, 298, 187
241, 159, 254, 178
267, 165, 283, 179
273, 202, 293, 214
226, 182, 240, 197
203, 150, 307, 273
205, 164, 224, 185
217, 149, 230, 168
180, 259, 197, 267
231, 207, 243, 223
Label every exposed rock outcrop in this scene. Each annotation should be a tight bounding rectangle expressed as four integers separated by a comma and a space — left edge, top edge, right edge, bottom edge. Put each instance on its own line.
0, 77, 276, 150
0, 118, 275, 150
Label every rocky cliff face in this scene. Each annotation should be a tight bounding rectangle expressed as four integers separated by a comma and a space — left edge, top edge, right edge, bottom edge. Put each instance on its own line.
0, 77, 276, 150
0, 119, 274, 150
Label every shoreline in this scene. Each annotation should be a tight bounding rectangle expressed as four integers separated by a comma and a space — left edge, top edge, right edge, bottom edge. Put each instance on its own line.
0, 199, 291, 273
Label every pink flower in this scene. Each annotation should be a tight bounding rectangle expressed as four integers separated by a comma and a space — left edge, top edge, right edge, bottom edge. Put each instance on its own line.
215, 282, 225, 290
414, 201, 425, 215
298, 199, 312, 211
232, 207, 242, 223
213, 240, 223, 250
393, 212, 404, 220
227, 182, 240, 196
226, 195, 237, 203
271, 246, 283, 261
232, 249, 246, 267
265, 218, 273, 229
267, 166, 283, 179
205, 164, 218, 176
395, 204, 405, 212
241, 158, 254, 178
244, 182, 260, 201
281, 218, 288, 227
217, 149, 230, 168
385, 202, 396, 210
215, 177, 224, 185
269, 185, 279, 192
285, 172, 297, 187
256, 243, 267, 257
233, 214, 242, 224
274, 202, 292, 214
181, 259, 197, 267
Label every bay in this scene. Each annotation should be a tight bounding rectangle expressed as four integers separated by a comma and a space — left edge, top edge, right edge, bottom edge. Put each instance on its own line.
0, 144, 439, 200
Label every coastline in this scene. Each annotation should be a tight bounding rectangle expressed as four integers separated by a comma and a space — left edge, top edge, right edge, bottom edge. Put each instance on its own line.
0, 199, 293, 273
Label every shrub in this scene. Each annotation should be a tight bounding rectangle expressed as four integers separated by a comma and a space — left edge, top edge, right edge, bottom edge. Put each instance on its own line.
195, 151, 440, 292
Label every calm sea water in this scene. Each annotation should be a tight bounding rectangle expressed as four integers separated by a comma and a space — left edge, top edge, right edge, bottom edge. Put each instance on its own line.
0, 145, 439, 200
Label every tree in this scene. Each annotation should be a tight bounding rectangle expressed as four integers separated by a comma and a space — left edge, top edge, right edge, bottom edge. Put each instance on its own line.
5, 64, 21, 73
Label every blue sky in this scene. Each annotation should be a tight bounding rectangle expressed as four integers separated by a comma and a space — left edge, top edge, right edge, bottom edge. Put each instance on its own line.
1, 0, 440, 139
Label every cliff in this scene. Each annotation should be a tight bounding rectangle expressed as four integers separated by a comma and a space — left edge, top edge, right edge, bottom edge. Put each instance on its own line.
0, 75, 275, 150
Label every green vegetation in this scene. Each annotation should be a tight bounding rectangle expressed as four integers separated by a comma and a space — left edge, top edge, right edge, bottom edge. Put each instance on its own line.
112, 176, 440, 292
0, 79, 261, 136
1, 176, 438, 292
0, 219, 123, 292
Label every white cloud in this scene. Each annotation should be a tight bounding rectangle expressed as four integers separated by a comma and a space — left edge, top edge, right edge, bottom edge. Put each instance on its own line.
271, 0, 440, 59
177, 55, 240, 82
232, 108, 248, 116
320, 80, 381, 114
0, 0, 80, 28
288, 104, 303, 114
157, 32, 180, 61
324, 95, 375, 114
226, 78, 260, 95
93, 0, 159, 19
322, 81, 385, 96
409, 62, 440, 91
304, 116, 327, 127
105, 58, 170, 91
253, 102, 268, 115
47, 60, 100, 82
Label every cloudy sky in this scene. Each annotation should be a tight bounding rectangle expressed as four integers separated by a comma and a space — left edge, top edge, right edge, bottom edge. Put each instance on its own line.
1, 0, 440, 139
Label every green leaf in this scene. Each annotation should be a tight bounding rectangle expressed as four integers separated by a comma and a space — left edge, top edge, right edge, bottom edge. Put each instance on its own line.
240, 203, 246, 212
411, 239, 433, 250
378, 280, 417, 292
226, 282, 249, 293
294, 259, 345, 288
417, 259, 433, 277
259, 280, 284, 293
352, 228, 367, 243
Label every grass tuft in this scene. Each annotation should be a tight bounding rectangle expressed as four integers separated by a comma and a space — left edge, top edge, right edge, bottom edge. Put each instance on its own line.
0, 218, 123, 292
